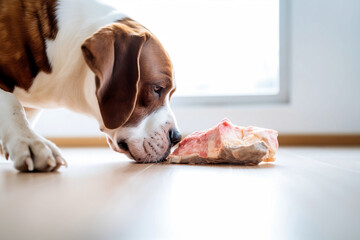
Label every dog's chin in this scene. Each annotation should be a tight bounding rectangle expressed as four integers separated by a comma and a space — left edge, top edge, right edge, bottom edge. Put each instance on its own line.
106, 140, 134, 160
126, 138, 171, 163
110, 145, 169, 163
132, 146, 171, 163
106, 136, 171, 163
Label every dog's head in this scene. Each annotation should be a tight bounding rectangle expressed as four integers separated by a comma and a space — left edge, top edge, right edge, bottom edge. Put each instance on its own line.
81, 18, 181, 162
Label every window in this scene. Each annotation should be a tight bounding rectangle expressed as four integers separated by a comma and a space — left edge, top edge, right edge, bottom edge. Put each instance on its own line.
105, 0, 287, 104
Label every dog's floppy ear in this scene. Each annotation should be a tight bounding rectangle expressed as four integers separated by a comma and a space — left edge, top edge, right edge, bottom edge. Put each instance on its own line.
81, 26, 147, 129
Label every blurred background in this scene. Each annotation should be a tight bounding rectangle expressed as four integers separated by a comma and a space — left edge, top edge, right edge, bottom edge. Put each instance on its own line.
35, 0, 360, 140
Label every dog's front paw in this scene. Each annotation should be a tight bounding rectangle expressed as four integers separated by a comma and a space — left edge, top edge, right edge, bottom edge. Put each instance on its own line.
3, 133, 67, 172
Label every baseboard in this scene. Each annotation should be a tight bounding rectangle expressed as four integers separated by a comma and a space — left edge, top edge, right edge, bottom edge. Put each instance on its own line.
278, 134, 360, 146
48, 137, 108, 147
48, 134, 360, 148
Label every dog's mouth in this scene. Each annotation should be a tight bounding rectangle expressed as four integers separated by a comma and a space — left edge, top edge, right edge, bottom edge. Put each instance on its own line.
117, 141, 129, 151
114, 138, 171, 163
116, 140, 138, 161
105, 122, 176, 163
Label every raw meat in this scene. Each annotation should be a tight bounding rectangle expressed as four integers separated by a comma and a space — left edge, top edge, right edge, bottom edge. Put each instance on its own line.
167, 119, 279, 165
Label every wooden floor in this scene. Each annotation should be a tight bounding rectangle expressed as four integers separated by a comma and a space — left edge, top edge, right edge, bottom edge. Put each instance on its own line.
0, 147, 359, 240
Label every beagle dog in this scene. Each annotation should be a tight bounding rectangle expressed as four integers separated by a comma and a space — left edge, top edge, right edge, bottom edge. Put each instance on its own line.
0, 0, 181, 171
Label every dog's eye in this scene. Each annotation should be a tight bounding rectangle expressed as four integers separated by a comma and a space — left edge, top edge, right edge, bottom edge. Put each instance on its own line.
153, 85, 163, 97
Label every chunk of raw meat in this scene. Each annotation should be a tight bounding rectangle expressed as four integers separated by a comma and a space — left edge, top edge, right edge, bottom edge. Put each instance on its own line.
168, 119, 279, 165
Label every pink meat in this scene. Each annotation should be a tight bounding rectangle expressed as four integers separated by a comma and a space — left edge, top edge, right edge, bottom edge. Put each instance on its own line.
168, 119, 279, 164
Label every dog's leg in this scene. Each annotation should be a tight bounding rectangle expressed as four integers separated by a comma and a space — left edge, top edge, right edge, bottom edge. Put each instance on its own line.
0, 89, 67, 172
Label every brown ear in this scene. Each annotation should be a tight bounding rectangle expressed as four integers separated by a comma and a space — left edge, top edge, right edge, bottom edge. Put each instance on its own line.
81, 26, 147, 129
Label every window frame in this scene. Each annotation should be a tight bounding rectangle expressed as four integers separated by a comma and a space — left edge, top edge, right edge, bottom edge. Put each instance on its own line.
171, 0, 290, 106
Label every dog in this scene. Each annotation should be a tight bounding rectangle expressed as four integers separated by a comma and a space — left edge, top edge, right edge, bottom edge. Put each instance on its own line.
0, 0, 181, 172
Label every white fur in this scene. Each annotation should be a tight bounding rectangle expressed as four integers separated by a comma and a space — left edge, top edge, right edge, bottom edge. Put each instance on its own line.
1, 0, 178, 170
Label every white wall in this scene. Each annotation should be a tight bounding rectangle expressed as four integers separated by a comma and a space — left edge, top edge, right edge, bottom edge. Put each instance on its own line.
35, 0, 360, 137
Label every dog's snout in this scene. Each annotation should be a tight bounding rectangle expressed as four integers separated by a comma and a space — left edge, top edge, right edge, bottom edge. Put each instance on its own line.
118, 141, 129, 151
169, 128, 182, 146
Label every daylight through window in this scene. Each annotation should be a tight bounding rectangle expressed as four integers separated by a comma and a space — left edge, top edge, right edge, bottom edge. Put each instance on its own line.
105, 0, 279, 97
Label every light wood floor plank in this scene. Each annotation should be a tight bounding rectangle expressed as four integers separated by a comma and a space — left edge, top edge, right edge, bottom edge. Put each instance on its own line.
0, 147, 359, 240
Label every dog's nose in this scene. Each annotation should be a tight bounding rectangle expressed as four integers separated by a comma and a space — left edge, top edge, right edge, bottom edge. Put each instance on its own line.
169, 128, 182, 146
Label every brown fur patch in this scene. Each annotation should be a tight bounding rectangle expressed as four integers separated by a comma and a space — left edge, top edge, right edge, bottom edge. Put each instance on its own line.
0, 0, 58, 92
117, 19, 175, 127
81, 19, 148, 129
81, 18, 175, 129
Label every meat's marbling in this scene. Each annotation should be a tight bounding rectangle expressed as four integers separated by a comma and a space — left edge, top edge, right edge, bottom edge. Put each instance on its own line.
168, 119, 279, 165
